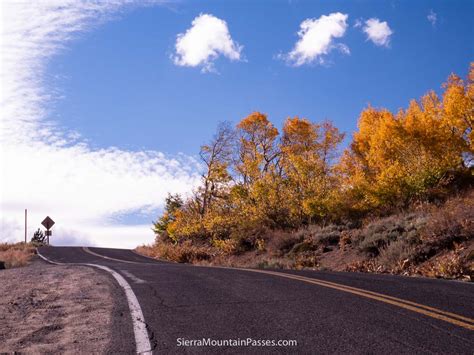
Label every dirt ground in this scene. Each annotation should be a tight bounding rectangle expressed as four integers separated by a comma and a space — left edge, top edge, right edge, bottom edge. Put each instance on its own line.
0, 257, 133, 354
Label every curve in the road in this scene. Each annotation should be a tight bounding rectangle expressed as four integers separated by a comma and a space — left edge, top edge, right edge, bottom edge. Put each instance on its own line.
38, 246, 474, 353
82, 247, 156, 265
242, 268, 474, 331
86, 246, 474, 332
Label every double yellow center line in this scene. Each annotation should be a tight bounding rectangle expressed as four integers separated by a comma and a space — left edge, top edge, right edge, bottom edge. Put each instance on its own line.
243, 268, 474, 331
81, 248, 474, 331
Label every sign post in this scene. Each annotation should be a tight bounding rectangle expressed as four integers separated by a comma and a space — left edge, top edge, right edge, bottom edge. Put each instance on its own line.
41, 216, 55, 245
25, 209, 27, 244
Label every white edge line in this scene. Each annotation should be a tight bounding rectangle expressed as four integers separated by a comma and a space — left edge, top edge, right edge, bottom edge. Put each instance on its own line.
37, 249, 153, 354
83, 247, 158, 265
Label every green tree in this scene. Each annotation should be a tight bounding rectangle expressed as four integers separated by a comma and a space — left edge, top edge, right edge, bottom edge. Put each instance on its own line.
153, 193, 183, 241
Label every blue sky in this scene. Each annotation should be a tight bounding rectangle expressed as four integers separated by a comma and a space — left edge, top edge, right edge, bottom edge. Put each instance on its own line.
50, 0, 473, 154
1, 0, 473, 248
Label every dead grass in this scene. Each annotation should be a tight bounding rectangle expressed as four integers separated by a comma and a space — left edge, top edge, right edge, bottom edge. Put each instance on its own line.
136, 240, 215, 264
0, 243, 36, 269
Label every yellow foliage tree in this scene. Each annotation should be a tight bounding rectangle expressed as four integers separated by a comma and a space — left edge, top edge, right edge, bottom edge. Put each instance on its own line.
281, 117, 344, 223
339, 63, 474, 209
153, 63, 474, 248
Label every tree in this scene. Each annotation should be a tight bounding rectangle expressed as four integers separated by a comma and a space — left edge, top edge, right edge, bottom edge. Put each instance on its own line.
198, 122, 234, 217
441, 66, 474, 163
31, 228, 46, 244
281, 117, 344, 223
339, 64, 474, 209
152, 193, 183, 241
236, 112, 280, 185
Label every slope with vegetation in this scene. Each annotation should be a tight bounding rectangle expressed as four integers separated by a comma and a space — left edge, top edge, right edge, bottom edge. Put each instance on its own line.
138, 63, 474, 281
0, 243, 36, 269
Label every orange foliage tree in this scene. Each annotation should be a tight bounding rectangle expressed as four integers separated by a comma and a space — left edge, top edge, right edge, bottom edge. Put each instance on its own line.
154, 63, 474, 249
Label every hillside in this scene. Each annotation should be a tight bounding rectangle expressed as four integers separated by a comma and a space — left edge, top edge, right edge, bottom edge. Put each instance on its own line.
139, 63, 474, 281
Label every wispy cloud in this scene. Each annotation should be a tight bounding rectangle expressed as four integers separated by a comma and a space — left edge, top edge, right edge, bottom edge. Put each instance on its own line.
172, 13, 243, 73
427, 9, 437, 26
0, 1, 201, 247
281, 12, 349, 66
362, 18, 393, 47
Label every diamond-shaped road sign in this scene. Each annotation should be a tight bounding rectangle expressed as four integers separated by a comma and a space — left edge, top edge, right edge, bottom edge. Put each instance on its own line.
41, 216, 55, 230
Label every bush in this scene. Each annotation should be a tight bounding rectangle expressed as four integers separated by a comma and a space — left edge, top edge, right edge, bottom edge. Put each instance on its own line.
266, 230, 303, 255
356, 213, 426, 256
136, 241, 214, 263
31, 228, 46, 244
212, 238, 239, 254
423, 251, 471, 280
257, 259, 285, 269
377, 238, 414, 271
421, 190, 474, 250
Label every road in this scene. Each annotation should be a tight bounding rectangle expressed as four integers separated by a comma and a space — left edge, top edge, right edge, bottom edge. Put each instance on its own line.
38, 246, 474, 354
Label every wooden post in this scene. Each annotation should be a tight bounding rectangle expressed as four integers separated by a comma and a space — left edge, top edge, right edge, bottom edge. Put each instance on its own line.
25, 209, 27, 243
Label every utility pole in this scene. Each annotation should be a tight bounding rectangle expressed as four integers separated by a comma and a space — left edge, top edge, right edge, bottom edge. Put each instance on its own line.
25, 209, 27, 243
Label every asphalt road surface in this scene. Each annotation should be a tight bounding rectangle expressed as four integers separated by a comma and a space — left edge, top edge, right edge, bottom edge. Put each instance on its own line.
38, 246, 474, 354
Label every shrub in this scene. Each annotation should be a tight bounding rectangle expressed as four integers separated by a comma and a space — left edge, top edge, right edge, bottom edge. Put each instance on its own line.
291, 252, 319, 269
421, 190, 474, 250
356, 213, 426, 256
136, 241, 214, 263
289, 241, 315, 254
423, 252, 471, 280
31, 228, 46, 244
212, 238, 238, 254
311, 224, 343, 246
266, 230, 303, 255
257, 259, 285, 269
377, 238, 414, 271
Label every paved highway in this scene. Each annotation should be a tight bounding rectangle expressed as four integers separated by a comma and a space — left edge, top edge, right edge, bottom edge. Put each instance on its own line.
38, 246, 474, 354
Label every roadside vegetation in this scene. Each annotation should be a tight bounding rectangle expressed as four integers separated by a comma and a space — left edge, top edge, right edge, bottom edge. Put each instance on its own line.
0, 243, 36, 269
0, 230, 46, 269
138, 63, 474, 281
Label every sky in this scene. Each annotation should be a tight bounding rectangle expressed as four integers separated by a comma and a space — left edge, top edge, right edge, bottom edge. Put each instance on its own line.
1, 0, 473, 248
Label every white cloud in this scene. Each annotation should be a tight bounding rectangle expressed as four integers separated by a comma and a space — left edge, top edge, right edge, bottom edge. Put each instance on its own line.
173, 13, 242, 72
282, 12, 349, 66
427, 9, 437, 26
354, 18, 363, 28
362, 18, 393, 47
0, 1, 201, 248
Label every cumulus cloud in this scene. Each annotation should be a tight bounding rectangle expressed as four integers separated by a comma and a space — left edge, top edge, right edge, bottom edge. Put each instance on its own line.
173, 13, 242, 72
282, 12, 349, 66
362, 18, 393, 47
427, 9, 437, 26
0, 1, 201, 248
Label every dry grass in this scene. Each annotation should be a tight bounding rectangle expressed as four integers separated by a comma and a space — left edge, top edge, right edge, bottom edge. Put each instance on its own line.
0, 243, 36, 269
136, 241, 215, 264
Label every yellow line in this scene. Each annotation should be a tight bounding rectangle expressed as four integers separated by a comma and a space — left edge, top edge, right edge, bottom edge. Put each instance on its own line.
261, 270, 474, 324
82, 247, 146, 265
81, 247, 474, 330
244, 268, 474, 331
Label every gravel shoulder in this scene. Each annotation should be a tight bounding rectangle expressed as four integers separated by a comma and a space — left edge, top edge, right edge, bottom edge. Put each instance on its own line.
0, 256, 134, 354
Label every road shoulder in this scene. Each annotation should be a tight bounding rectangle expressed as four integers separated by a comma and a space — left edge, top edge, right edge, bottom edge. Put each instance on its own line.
0, 257, 134, 353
